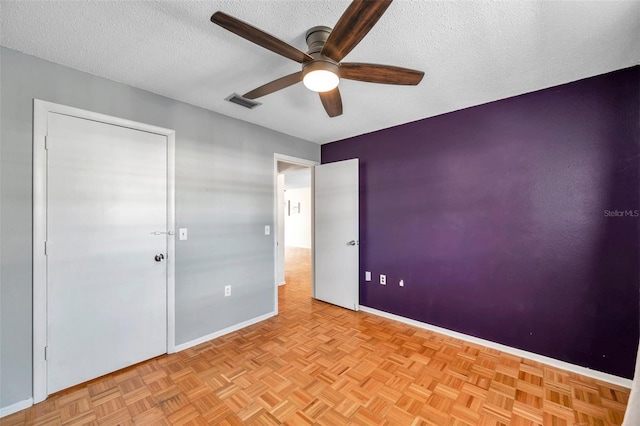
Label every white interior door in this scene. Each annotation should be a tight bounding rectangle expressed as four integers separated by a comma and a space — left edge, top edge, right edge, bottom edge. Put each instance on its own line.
314, 159, 359, 310
46, 112, 168, 394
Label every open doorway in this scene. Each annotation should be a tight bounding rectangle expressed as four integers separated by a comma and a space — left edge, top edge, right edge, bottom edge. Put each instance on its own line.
274, 155, 317, 312
283, 167, 312, 292
274, 155, 360, 314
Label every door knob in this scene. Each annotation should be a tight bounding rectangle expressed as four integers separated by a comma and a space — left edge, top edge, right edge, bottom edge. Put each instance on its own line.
155, 254, 165, 262
348, 240, 357, 246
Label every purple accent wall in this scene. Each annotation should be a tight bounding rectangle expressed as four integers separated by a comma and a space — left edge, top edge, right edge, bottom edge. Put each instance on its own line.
322, 66, 640, 379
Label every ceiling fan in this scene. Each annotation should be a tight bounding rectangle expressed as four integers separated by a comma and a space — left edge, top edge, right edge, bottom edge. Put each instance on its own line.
211, 0, 424, 118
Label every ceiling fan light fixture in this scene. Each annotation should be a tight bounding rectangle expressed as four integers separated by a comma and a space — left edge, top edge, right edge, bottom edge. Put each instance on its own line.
303, 69, 339, 92
302, 60, 340, 92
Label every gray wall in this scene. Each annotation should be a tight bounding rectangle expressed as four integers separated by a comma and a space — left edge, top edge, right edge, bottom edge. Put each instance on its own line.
0, 47, 320, 409
284, 168, 312, 190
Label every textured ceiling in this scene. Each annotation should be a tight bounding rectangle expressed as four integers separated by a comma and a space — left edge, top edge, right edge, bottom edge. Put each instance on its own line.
1, 1, 639, 144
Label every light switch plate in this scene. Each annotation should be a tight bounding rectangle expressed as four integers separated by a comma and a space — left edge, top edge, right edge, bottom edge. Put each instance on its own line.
179, 228, 188, 240
365, 271, 371, 281
265, 225, 271, 235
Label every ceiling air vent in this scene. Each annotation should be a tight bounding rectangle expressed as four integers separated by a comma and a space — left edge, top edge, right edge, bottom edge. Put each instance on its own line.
225, 93, 262, 109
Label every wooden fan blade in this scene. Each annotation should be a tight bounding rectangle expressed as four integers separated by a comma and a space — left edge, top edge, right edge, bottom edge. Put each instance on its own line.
340, 63, 424, 85
319, 88, 343, 117
321, 0, 393, 62
243, 72, 303, 99
211, 12, 313, 64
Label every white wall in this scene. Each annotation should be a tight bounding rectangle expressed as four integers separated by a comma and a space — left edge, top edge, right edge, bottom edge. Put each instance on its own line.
276, 174, 286, 285
285, 187, 312, 249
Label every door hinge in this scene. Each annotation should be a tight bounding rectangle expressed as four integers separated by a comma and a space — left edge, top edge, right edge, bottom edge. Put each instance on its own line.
44, 346, 48, 361
44, 136, 49, 150
44, 241, 48, 256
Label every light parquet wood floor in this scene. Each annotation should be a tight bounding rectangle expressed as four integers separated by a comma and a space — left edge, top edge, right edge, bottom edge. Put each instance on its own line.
2, 246, 630, 425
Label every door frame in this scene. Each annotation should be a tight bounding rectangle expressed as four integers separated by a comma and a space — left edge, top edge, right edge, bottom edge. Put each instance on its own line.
32, 99, 176, 403
273, 154, 318, 314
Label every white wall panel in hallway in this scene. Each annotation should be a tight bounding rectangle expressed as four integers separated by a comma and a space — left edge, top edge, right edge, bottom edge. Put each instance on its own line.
285, 187, 312, 249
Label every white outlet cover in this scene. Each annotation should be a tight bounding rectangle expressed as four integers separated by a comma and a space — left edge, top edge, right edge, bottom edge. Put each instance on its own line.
380, 274, 386, 285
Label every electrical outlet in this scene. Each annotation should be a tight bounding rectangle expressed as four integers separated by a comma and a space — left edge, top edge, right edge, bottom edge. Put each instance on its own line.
365, 271, 371, 281
399, 279, 404, 287
380, 274, 386, 285
224, 285, 231, 297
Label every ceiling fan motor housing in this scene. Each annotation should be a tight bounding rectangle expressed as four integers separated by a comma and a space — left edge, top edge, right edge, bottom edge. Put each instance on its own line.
303, 58, 340, 77
303, 26, 340, 78
305, 26, 332, 54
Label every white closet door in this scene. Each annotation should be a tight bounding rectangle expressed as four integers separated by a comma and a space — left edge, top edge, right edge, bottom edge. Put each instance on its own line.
314, 159, 359, 310
46, 112, 167, 393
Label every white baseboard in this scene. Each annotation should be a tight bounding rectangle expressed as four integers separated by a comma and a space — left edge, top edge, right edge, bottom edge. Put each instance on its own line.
175, 311, 276, 352
359, 306, 632, 389
0, 313, 276, 418
0, 398, 33, 418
